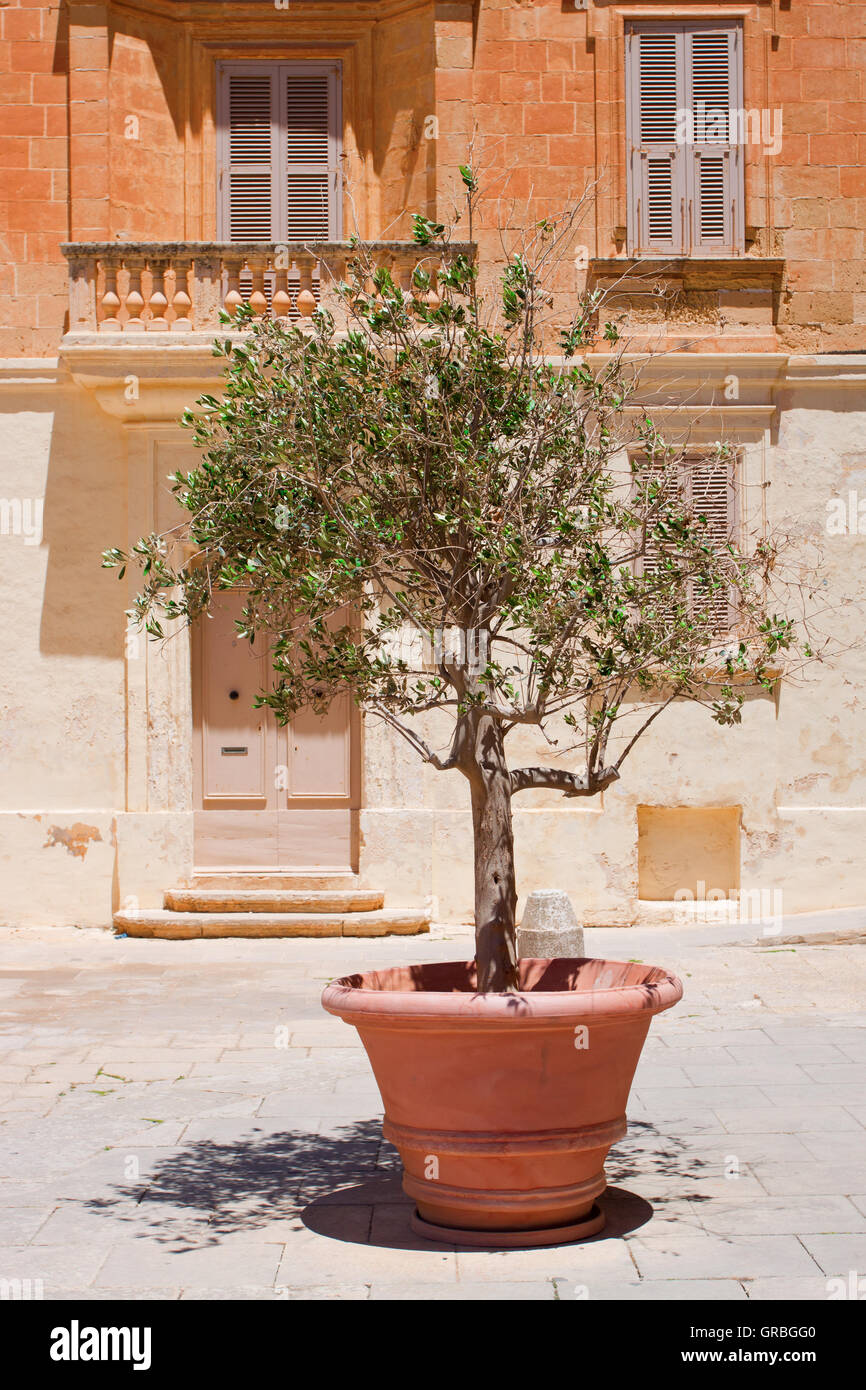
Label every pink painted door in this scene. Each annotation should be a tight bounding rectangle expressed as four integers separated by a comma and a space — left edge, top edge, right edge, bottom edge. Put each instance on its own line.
193, 592, 358, 869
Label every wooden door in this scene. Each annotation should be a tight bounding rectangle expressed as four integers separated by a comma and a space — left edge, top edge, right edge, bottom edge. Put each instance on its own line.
192, 593, 358, 870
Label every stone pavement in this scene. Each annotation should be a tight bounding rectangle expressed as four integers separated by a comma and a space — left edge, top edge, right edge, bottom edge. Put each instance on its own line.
0, 921, 864, 1301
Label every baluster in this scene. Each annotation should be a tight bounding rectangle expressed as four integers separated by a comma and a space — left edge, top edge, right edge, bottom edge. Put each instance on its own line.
248, 258, 267, 318
223, 257, 244, 318
191, 254, 220, 329
272, 261, 291, 320
170, 259, 192, 332
146, 258, 168, 331
395, 250, 414, 304
296, 255, 316, 319
124, 256, 145, 331
67, 253, 97, 332
426, 266, 442, 311
99, 257, 121, 332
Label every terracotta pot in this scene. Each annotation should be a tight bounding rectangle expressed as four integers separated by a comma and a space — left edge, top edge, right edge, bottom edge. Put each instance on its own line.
322, 956, 682, 1246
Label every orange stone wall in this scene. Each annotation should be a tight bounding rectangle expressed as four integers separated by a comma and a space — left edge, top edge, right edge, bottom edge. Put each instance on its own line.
1, 0, 864, 355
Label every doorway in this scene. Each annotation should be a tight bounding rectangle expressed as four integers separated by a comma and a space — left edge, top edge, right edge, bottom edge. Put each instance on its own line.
191, 592, 359, 870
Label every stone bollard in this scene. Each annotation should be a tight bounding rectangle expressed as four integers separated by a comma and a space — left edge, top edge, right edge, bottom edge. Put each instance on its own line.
517, 889, 585, 960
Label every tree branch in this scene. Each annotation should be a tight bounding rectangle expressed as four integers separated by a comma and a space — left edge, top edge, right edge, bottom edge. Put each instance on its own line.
509, 765, 620, 797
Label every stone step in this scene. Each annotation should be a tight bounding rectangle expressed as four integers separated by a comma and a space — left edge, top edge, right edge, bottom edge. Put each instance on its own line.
164, 888, 385, 914
187, 872, 361, 892
113, 908, 430, 940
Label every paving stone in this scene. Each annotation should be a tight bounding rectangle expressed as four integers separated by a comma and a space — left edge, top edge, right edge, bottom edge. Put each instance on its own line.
0, 1243, 112, 1287
724, 1044, 849, 1065
681, 1064, 814, 1088
749, 1163, 866, 1197
712, 1105, 863, 1134
797, 1132, 866, 1163
181, 1284, 368, 1300
0, 1207, 54, 1243
798, 1234, 866, 1276
698, 1196, 866, 1236
276, 1220, 458, 1285
43, 1287, 182, 1300
94, 1240, 284, 1289
370, 1280, 555, 1299
742, 1276, 835, 1300
627, 1234, 821, 1281
555, 1277, 748, 1301
669, 1132, 814, 1164
453, 1236, 639, 1283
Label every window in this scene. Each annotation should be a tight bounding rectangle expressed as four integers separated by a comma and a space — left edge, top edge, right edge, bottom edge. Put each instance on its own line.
625, 20, 744, 256
636, 452, 739, 636
216, 62, 342, 242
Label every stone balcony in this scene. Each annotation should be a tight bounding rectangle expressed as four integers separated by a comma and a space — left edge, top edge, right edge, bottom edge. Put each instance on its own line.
59, 240, 473, 419
61, 240, 472, 336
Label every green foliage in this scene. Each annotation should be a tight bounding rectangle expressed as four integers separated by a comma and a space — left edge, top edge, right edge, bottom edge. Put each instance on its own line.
105, 193, 809, 789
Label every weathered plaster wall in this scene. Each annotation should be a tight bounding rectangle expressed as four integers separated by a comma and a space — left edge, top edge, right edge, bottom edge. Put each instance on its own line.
357, 371, 866, 923
0, 369, 127, 923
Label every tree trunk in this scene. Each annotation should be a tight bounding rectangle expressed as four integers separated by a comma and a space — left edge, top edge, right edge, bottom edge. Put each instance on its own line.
469, 713, 519, 993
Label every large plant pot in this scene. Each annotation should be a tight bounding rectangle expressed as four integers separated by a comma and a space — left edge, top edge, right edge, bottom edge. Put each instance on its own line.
322, 956, 682, 1246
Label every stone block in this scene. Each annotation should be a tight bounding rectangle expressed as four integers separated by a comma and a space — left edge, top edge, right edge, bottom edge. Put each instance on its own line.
517, 889, 585, 959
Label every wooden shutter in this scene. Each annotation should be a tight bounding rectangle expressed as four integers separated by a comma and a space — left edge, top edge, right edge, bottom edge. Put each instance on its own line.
222, 69, 278, 240
627, 29, 684, 255
686, 26, 742, 254
635, 458, 681, 628
626, 21, 743, 256
284, 68, 340, 241
218, 62, 341, 243
635, 454, 737, 638
688, 456, 737, 635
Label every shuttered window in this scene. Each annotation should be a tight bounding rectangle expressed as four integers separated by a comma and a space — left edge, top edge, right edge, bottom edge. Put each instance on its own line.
217, 62, 342, 243
636, 454, 738, 637
626, 21, 743, 256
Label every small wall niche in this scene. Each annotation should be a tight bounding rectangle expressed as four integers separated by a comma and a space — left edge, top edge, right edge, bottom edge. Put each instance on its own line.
637, 806, 741, 901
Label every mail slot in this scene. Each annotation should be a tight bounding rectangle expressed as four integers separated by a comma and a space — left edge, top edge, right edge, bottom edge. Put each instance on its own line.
221, 746, 248, 756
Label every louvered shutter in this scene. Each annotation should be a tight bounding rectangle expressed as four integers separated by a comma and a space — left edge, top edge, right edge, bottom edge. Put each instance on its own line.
635, 454, 737, 639
627, 29, 685, 255
626, 22, 743, 256
688, 457, 737, 635
636, 458, 681, 630
221, 69, 279, 241
218, 62, 341, 244
283, 68, 340, 241
685, 26, 742, 254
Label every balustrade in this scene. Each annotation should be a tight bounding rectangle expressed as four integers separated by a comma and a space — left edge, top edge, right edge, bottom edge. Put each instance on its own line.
61, 242, 473, 336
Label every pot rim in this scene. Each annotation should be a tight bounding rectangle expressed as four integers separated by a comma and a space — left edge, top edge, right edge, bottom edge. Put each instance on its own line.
322, 956, 683, 1025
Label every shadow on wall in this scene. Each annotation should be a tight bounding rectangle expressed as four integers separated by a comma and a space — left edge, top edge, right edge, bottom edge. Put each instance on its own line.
40, 379, 126, 659
81, 1116, 712, 1253
53, 0, 440, 236
0, 374, 127, 661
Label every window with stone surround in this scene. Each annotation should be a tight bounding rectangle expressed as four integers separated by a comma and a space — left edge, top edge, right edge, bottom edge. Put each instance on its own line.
216, 61, 342, 243
634, 450, 740, 637
625, 19, 745, 257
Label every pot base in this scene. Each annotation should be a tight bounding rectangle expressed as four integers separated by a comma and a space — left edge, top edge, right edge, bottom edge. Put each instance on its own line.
411, 1202, 605, 1248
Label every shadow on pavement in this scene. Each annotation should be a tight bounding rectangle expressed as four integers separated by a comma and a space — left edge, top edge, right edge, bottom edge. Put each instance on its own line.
82, 1114, 709, 1252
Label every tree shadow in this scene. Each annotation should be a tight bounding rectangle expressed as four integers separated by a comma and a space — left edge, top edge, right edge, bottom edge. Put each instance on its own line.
82, 1114, 709, 1252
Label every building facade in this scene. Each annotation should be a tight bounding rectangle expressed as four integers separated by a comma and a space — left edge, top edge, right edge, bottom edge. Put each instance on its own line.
1, 0, 865, 931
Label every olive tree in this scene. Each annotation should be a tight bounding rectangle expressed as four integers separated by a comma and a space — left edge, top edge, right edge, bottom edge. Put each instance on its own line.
106, 175, 810, 991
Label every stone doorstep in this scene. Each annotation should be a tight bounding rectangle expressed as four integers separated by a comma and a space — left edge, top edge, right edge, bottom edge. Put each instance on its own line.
112, 908, 430, 940
163, 889, 385, 914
